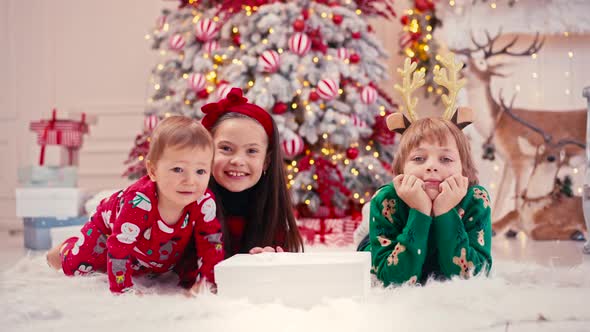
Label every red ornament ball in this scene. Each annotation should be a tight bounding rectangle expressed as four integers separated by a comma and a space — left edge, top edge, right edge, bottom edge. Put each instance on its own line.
232, 35, 241, 46
400, 15, 409, 25
293, 19, 305, 32
302, 8, 310, 20
349, 53, 360, 64
197, 89, 209, 99
351, 32, 362, 39
332, 14, 343, 25
415, 0, 435, 12
346, 147, 359, 160
272, 102, 288, 114
309, 91, 320, 102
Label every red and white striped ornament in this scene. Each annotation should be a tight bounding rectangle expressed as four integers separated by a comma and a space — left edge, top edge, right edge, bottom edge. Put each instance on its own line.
195, 18, 218, 42
281, 134, 305, 159
169, 34, 186, 51
187, 73, 206, 92
259, 50, 281, 73
360, 86, 377, 104
288, 32, 311, 56
216, 83, 232, 100
350, 114, 368, 129
156, 15, 167, 31
336, 47, 349, 61
316, 79, 339, 100
203, 40, 219, 54
144, 115, 159, 131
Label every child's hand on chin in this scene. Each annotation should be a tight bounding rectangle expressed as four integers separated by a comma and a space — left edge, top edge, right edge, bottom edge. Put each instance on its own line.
249, 246, 284, 254
393, 174, 432, 215
433, 174, 468, 216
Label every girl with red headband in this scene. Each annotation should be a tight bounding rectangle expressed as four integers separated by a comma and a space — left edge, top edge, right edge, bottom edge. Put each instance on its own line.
200, 87, 304, 255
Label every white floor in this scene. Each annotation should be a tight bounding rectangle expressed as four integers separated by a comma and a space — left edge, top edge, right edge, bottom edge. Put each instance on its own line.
2, 230, 590, 332
2, 230, 589, 271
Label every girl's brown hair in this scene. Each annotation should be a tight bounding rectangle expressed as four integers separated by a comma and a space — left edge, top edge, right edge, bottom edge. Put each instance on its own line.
146, 115, 213, 164
392, 117, 478, 185
209, 113, 304, 254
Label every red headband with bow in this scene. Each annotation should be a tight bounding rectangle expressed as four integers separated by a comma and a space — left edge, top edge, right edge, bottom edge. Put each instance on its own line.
201, 88, 274, 142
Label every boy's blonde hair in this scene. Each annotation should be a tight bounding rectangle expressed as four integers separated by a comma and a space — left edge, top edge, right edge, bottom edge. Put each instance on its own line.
392, 117, 479, 186
146, 115, 213, 164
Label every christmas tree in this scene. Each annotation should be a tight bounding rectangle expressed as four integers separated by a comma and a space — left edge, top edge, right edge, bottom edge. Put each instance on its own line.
125, 0, 398, 217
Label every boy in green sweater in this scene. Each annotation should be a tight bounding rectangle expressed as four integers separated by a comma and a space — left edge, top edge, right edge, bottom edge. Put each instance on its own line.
358, 55, 492, 286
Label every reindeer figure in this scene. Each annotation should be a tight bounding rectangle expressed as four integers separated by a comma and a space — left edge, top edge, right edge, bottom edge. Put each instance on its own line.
453, 31, 587, 237
492, 121, 587, 240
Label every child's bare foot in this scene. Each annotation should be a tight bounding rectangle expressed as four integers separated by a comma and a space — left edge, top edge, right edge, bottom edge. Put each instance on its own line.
46, 244, 63, 270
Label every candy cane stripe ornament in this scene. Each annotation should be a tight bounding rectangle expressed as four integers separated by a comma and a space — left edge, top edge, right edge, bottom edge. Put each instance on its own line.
144, 115, 159, 131
337, 47, 349, 61
195, 18, 218, 42
282, 135, 304, 159
316, 79, 339, 100
203, 40, 219, 54
169, 34, 186, 51
360, 86, 377, 104
289, 32, 311, 56
216, 83, 232, 100
156, 15, 167, 31
350, 114, 368, 129
188, 73, 206, 93
259, 50, 281, 73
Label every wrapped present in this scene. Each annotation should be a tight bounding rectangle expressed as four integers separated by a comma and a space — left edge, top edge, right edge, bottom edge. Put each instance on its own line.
18, 165, 78, 187
23, 216, 88, 250
29, 108, 95, 166
215, 252, 371, 308
15, 187, 86, 218
297, 217, 361, 246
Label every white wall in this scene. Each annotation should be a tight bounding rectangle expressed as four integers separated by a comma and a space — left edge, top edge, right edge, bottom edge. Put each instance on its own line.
0, 0, 165, 230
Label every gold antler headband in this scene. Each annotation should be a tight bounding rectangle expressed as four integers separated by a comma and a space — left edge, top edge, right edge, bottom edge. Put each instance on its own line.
387, 52, 472, 134
433, 53, 467, 120
393, 58, 425, 122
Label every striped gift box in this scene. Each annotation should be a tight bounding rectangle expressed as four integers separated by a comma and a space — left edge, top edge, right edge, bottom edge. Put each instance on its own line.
296, 217, 362, 246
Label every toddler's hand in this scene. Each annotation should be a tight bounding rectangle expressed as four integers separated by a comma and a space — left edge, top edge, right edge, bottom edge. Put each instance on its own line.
393, 174, 432, 215
433, 174, 468, 216
187, 280, 217, 297
249, 246, 284, 254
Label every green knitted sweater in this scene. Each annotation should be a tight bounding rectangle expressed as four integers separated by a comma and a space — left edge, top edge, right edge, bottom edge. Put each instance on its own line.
363, 183, 493, 286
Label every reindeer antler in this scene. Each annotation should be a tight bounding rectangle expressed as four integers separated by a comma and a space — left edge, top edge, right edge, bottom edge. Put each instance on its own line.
394, 58, 425, 122
452, 30, 544, 60
433, 53, 466, 120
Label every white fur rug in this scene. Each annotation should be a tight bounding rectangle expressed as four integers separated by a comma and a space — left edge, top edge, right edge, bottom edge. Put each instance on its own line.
2, 253, 590, 332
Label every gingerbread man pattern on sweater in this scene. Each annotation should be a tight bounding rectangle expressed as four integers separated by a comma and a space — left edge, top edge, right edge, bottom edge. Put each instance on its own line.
59, 176, 225, 293
364, 183, 492, 286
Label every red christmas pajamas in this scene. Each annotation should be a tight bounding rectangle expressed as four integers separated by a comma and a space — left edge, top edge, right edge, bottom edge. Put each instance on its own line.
58, 176, 224, 293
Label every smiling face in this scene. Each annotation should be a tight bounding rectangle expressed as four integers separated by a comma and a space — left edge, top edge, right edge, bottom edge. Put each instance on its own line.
147, 145, 213, 211
211, 117, 269, 192
402, 133, 463, 200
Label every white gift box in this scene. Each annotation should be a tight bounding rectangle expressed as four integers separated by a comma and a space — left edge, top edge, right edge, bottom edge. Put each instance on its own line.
23, 216, 87, 250
17, 165, 78, 187
215, 252, 371, 307
15, 187, 86, 218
